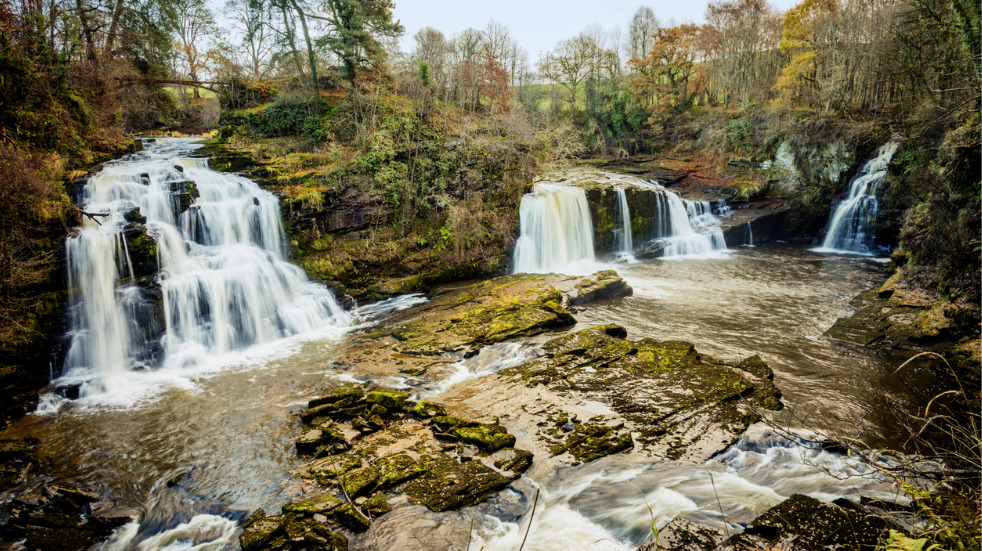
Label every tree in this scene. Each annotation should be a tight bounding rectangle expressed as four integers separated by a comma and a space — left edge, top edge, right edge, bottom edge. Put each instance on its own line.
227, 0, 275, 79
773, 0, 840, 106
630, 24, 702, 134
538, 34, 592, 110
173, 0, 215, 97
625, 6, 659, 67
320, 0, 403, 83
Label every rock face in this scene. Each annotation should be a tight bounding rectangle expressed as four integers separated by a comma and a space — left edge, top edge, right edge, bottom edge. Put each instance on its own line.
504, 325, 783, 461
643, 494, 891, 551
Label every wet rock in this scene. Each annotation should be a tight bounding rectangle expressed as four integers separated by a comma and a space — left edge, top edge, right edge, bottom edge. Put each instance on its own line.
169, 180, 199, 215
505, 324, 783, 461
564, 270, 634, 305
640, 494, 892, 550
239, 509, 348, 551
293, 386, 532, 516
402, 454, 515, 512
734, 493, 890, 550
2, 482, 131, 551
548, 419, 634, 462
641, 518, 727, 550
0, 438, 41, 489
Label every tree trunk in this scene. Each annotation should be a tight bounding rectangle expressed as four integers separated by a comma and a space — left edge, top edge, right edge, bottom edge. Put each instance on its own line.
288, 0, 318, 92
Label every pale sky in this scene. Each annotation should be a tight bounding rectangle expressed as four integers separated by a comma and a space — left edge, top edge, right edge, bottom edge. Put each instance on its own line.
392, 0, 801, 58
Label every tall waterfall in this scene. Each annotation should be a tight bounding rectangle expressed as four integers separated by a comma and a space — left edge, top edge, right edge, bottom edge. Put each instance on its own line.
512, 184, 596, 274
816, 140, 900, 254
62, 139, 350, 401
613, 188, 634, 261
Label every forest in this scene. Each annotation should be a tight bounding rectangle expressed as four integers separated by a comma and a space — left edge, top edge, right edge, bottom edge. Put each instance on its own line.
0, 0, 979, 549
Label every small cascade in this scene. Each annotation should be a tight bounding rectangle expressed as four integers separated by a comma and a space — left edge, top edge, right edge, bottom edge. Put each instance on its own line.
613, 188, 634, 261
746, 222, 755, 247
713, 199, 732, 217
61, 139, 350, 401
816, 140, 900, 255
659, 192, 727, 257
512, 184, 596, 274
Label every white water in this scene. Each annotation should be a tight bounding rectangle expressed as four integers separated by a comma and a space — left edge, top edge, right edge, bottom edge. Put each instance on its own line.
472, 427, 901, 550
512, 183, 599, 274
58, 139, 351, 405
660, 191, 727, 258
613, 188, 635, 262
102, 515, 238, 551
746, 222, 755, 247
815, 140, 900, 255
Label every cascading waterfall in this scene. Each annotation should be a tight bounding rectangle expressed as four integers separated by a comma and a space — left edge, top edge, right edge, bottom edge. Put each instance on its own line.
745, 222, 755, 247
512, 183, 596, 274
613, 188, 634, 261
61, 139, 350, 401
816, 140, 900, 255
658, 192, 726, 257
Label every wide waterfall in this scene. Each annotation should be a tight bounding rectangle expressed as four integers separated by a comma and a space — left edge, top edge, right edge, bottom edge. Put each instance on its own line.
61, 139, 350, 402
816, 140, 900, 255
613, 188, 634, 261
512, 184, 596, 274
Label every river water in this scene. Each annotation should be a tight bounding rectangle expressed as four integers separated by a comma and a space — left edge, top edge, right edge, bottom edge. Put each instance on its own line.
0, 142, 915, 550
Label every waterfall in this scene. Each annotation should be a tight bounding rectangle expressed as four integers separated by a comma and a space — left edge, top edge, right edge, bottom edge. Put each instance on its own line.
62, 139, 350, 400
816, 140, 900, 255
512, 184, 596, 274
746, 222, 754, 247
614, 188, 634, 261
658, 192, 727, 257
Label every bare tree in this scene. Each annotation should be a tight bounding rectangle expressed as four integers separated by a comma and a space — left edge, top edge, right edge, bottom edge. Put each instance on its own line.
625, 6, 659, 66
227, 0, 275, 79
538, 34, 593, 110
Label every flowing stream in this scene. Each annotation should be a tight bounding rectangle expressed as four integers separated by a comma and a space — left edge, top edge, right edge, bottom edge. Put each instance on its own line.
0, 142, 918, 550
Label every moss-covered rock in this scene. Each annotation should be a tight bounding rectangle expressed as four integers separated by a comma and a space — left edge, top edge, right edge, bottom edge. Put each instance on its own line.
361, 493, 392, 517
450, 423, 516, 453
341, 466, 380, 498
549, 419, 634, 463
332, 503, 371, 532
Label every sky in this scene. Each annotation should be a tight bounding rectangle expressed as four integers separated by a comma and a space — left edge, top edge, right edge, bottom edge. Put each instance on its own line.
392, 0, 801, 58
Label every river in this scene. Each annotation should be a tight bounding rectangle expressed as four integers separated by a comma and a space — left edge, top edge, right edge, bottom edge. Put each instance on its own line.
0, 140, 912, 550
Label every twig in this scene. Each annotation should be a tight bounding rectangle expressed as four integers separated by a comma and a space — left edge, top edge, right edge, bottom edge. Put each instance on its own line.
518, 488, 540, 551
79, 210, 110, 225
465, 516, 474, 551
706, 466, 731, 548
